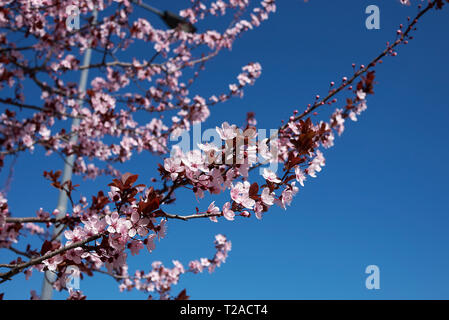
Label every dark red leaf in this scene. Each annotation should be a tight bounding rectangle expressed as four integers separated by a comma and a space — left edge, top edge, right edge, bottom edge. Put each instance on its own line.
121, 172, 135, 185
124, 174, 139, 187
175, 289, 190, 300
40, 240, 53, 256
249, 182, 259, 198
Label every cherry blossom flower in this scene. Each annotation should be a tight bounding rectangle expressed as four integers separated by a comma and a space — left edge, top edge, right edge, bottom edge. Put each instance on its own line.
83, 216, 107, 236
198, 143, 222, 164
24, 223, 44, 235
222, 202, 235, 221
216, 122, 238, 140
261, 187, 275, 206
64, 227, 87, 245
230, 181, 255, 209
357, 90, 366, 100
254, 202, 264, 220
42, 255, 63, 272
67, 290, 86, 300
258, 138, 275, 161
182, 150, 209, 173
146, 234, 157, 253
308, 150, 325, 178
157, 220, 167, 240
65, 248, 84, 264
106, 212, 125, 234
36, 208, 50, 220
207, 201, 220, 215
295, 166, 306, 187
207, 201, 220, 222
129, 211, 150, 237
108, 186, 121, 203
0, 193, 7, 229
163, 158, 184, 181
129, 240, 144, 256
262, 168, 281, 183
281, 189, 294, 209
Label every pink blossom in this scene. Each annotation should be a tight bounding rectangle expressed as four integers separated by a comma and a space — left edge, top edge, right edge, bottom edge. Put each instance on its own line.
163, 158, 184, 181
157, 219, 167, 240
105, 212, 132, 235
0, 199, 5, 227
30, 290, 40, 300
332, 109, 345, 136
42, 254, 63, 272
128, 212, 149, 237
65, 248, 84, 264
182, 150, 209, 173
108, 186, 121, 203
222, 202, 235, 221
67, 290, 86, 300
216, 122, 237, 140
261, 187, 275, 206
25, 268, 33, 281
357, 90, 366, 100
238, 211, 249, 217
200, 258, 211, 268
36, 208, 50, 220
254, 202, 264, 220
215, 234, 227, 245
39, 126, 51, 140
83, 216, 107, 236
147, 234, 156, 253
189, 260, 204, 273
291, 182, 299, 196
129, 240, 144, 256
207, 201, 220, 215
22, 135, 33, 148
64, 227, 87, 244
207, 201, 221, 222
262, 168, 281, 183
198, 143, 221, 164
295, 166, 306, 187
281, 189, 294, 209
308, 150, 325, 178
230, 181, 255, 209
24, 223, 44, 235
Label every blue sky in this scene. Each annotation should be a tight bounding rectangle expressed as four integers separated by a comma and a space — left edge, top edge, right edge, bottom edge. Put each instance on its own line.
1, 0, 449, 299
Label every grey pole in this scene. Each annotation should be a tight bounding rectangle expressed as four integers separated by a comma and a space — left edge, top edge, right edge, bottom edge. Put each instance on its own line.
40, 9, 98, 300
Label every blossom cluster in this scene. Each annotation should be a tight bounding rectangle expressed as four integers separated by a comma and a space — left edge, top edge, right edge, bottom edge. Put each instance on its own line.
118, 234, 231, 299
0, 0, 273, 176
160, 77, 371, 222
0, 0, 447, 300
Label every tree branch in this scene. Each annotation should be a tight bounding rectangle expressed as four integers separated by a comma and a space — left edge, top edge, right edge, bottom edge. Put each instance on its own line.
0, 233, 103, 283
163, 211, 222, 221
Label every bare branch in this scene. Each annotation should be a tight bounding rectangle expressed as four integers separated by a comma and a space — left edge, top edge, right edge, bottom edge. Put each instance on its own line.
163, 211, 222, 221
